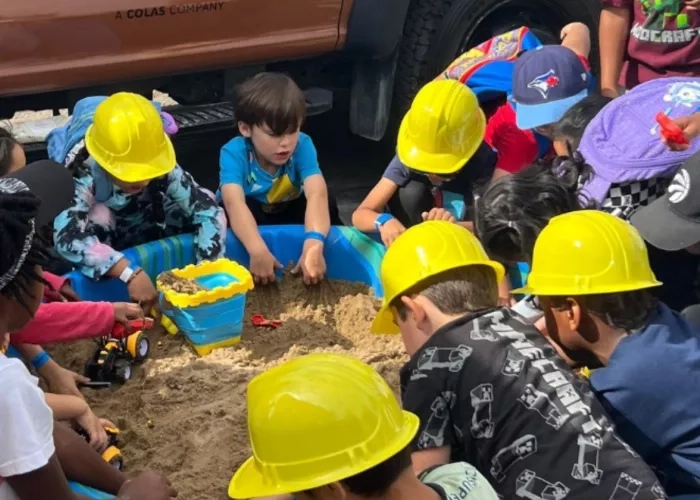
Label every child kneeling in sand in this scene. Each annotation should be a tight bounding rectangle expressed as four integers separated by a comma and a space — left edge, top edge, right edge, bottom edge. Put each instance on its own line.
219, 72, 340, 286
228, 352, 498, 500
0, 163, 176, 500
518, 210, 700, 496
370, 221, 666, 498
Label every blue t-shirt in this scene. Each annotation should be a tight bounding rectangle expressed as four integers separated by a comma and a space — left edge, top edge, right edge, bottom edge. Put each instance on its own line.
382, 141, 497, 220
590, 303, 700, 496
218, 132, 321, 208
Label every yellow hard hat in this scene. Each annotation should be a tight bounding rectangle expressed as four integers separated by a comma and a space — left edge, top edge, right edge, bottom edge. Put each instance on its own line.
228, 353, 419, 499
512, 210, 662, 296
371, 221, 505, 334
85, 92, 176, 183
396, 80, 486, 176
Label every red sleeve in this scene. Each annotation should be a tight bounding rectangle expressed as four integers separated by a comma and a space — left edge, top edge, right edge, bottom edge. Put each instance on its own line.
11, 301, 116, 345
483, 104, 539, 174
577, 55, 591, 72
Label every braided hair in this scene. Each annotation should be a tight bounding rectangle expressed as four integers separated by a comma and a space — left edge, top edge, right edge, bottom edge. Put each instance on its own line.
0, 189, 51, 313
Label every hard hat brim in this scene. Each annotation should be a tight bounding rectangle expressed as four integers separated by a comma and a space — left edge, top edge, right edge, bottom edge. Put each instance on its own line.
370, 307, 400, 335
396, 108, 486, 176
85, 126, 177, 183
227, 411, 419, 499
511, 279, 663, 297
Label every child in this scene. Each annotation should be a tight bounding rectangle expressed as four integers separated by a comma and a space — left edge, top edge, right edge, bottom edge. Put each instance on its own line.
599, 0, 700, 97
370, 220, 666, 498
0, 161, 176, 500
228, 352, 498, 500
551, 93, 613, 153
219, 72, 338, 285
515, 209, 700, 496
438, 24, 592, 178
53, 92, 227, 312
352, 80, 496, 243
0, 128, 26, 175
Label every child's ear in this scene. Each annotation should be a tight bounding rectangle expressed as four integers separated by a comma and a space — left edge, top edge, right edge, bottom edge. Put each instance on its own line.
238, 122, 252, 138
565, 297, 583, 332
400, 296, 427, 325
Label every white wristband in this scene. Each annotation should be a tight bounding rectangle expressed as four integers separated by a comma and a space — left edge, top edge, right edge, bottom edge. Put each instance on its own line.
119, 267, 135, 283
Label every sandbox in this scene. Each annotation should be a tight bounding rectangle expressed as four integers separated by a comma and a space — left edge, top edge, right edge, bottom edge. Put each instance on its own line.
50, 226, 407, 499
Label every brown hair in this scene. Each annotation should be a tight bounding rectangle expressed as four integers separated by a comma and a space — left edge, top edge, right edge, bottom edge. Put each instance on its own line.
233, 72, 306, 135
392, 265, 499, 320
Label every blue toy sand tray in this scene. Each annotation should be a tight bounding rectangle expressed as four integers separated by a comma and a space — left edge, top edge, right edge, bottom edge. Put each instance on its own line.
67, 225, 528, 315
67, 225, 387, 307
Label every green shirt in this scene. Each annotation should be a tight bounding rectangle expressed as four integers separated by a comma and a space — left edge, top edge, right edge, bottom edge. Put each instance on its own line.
420, 462, 498, 499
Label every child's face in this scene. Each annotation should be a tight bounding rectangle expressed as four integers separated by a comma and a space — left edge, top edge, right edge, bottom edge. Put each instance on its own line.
239, 122, 300, 167
111, 176, 150, 195
8, 144, 26, 174
538, 296, 596, 368
1, 265, 45, 332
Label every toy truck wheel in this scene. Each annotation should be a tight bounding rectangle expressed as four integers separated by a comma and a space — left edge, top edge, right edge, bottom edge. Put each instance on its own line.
113, 359, 132, 383
127, 333, 150, 362
102, 446, 124, 471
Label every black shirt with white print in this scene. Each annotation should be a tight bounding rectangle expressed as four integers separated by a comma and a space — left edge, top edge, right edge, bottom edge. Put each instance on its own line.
400, 307, 667, 499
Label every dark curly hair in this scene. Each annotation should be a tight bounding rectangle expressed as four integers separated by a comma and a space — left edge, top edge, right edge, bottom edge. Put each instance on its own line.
474, 150, 594, 264
0, 188, 51, 313
0, 128, 20, 177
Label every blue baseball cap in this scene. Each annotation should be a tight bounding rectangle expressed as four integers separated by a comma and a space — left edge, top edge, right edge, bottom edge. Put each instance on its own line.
512, 45, 590, 130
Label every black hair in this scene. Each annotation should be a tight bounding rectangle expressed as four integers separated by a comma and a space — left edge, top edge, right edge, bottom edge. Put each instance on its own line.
474, 152, 594, 264
0, 128, 20, 176
0, 189, 51, 313
552, 94, 612, 150
68, 145, 166, 226
233, 72, 306, 136
548, 289, 657, 332
338, 445, 412, 497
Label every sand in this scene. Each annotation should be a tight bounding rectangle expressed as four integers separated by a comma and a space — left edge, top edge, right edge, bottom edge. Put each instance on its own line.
48, 275, 407, 500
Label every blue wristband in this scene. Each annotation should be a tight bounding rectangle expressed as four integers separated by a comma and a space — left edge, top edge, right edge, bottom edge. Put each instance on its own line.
374, 213, 394, 230
31, 351, 51, 371
305, 231, 326, 243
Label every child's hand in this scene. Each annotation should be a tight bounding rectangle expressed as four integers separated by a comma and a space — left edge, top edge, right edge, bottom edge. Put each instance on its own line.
114, 302, 145, 326
560, 22, 589, 40
76, 407, 109, 452
40, 362, 89, 399
292, 241, 326, 285
58, 282, 81, 302
378, 218, 406, 247
421, 208, 456, 223
250, 247, 283, 285
127, 271, 158, 313
663, 113, 700, 151
685, 0, 700, 10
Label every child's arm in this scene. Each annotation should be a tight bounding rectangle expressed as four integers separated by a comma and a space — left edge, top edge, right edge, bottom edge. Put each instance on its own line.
53, 173, 125, 280
11, 301, 116, 345
45, 394, 110, 452
560, 22, 591, 58
45, 393, 88, 421
219, 143, 282, 283
163, 165, 228, 262
599, 1, 632, 97
352, 156, 407, 246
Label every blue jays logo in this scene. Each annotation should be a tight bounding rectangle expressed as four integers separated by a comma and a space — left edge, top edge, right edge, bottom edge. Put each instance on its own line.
527, 70, 560, 99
